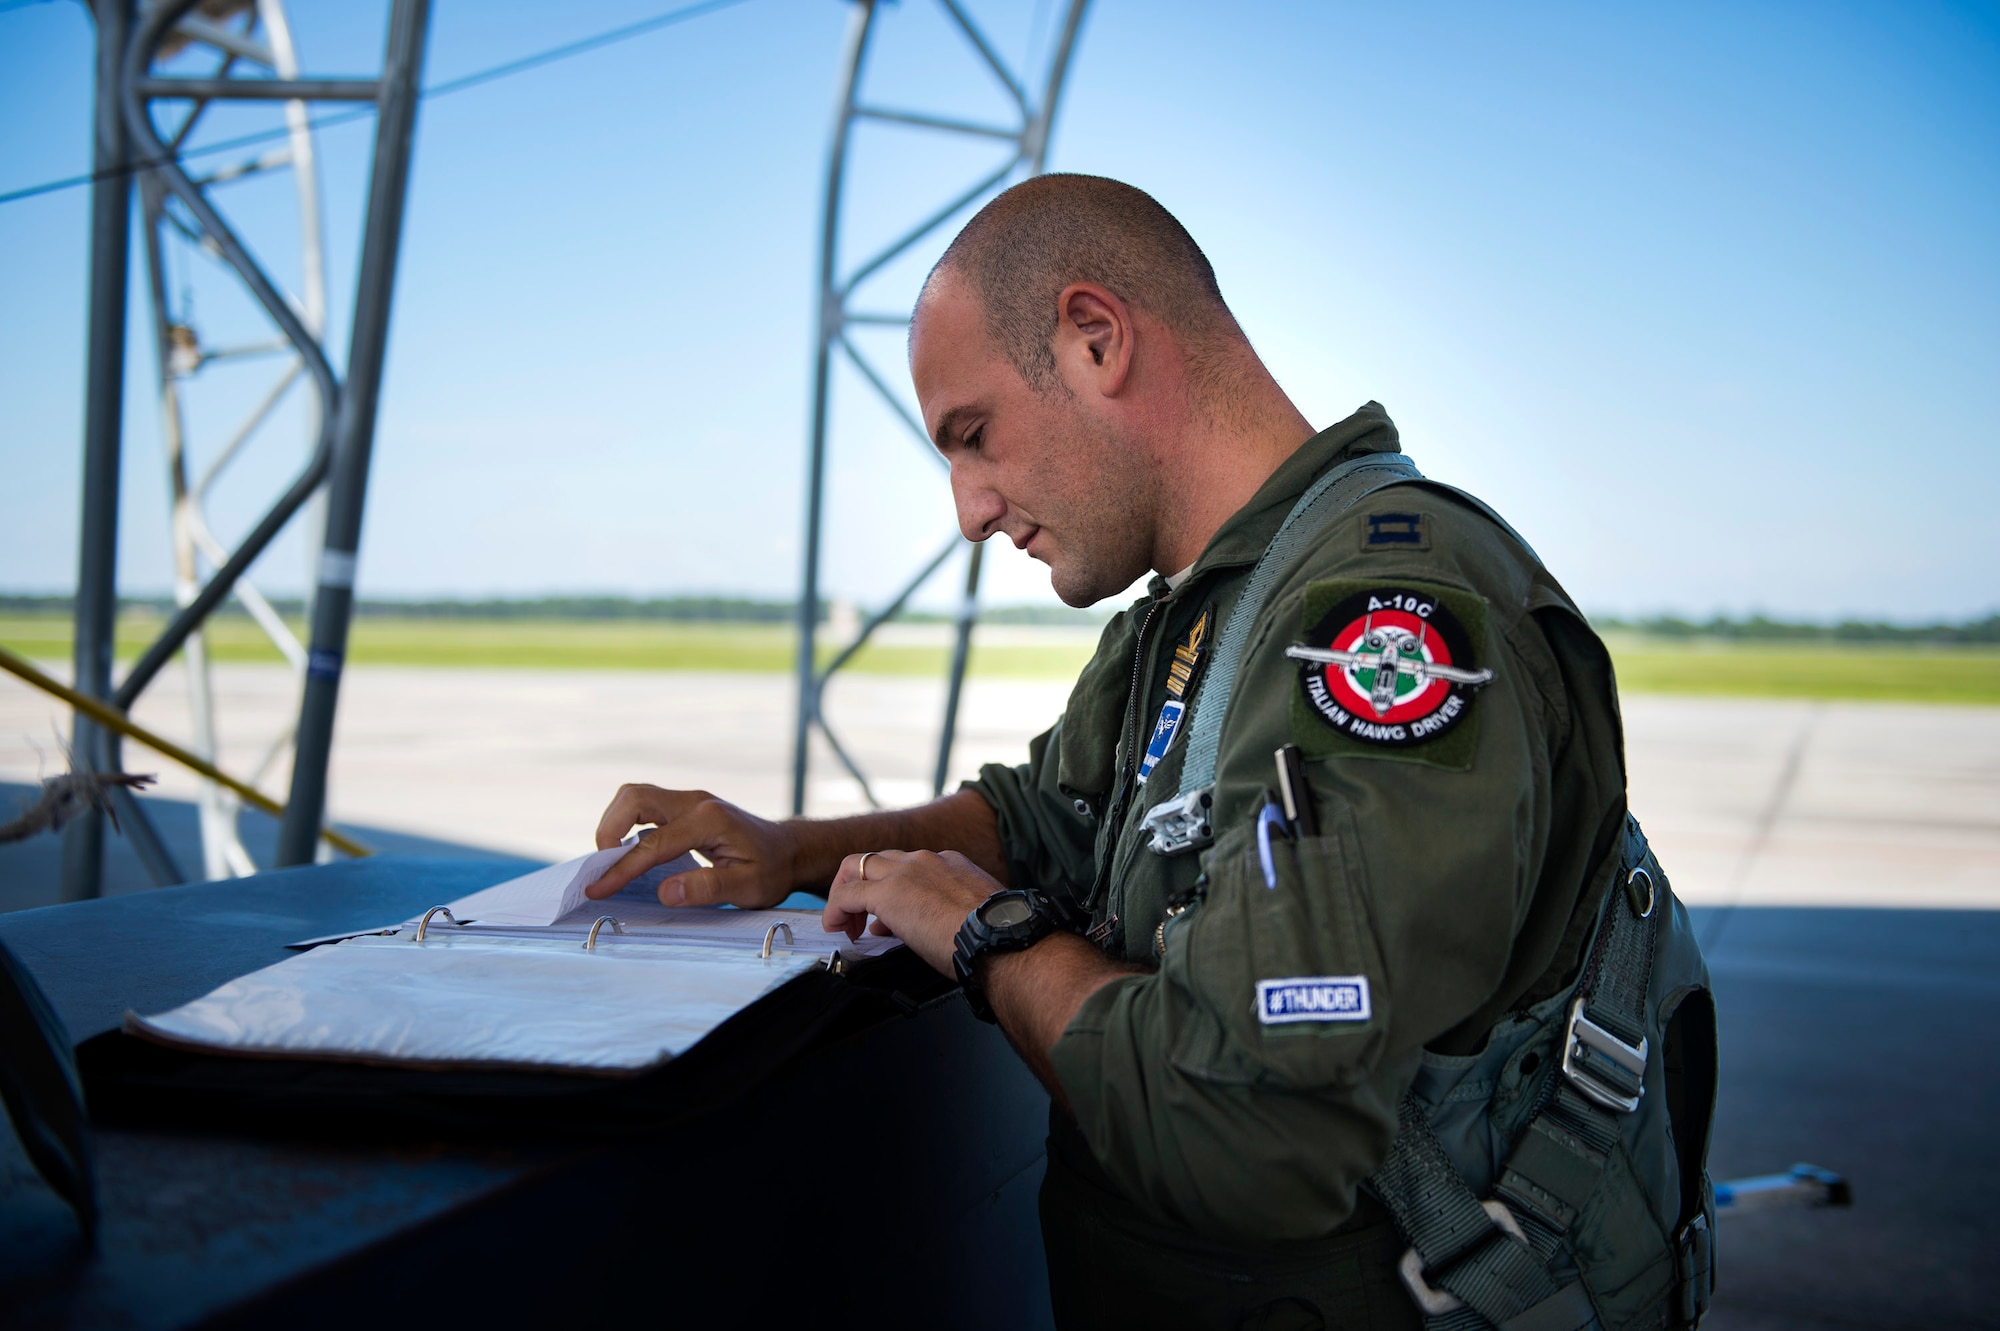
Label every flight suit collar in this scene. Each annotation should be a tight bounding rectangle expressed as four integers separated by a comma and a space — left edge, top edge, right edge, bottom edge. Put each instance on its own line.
1055, 403, 1403, 805
1142, 401, 1402, 599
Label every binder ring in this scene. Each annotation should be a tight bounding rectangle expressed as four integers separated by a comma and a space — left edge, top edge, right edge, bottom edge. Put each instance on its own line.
415, 906, 459, 941
760, 920, 794, 958
825, 949, 846, 975
584, 916, 623, 950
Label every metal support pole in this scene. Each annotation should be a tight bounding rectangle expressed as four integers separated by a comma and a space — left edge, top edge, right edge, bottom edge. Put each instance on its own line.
791, 0, 1090, 817
933, 541, 983, 796
277, 0, 430, 866
61, 0, 136, 903
927, 0, 1087, 795
791, 0, 878, 815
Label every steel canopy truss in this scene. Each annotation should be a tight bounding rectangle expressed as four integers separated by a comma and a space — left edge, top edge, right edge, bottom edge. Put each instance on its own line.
791, 0, 1089, 816
61, 0, 431, 899
136, 0, 330, 881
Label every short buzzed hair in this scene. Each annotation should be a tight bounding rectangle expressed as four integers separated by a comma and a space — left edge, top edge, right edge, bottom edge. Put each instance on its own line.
927, 174, 1240, 390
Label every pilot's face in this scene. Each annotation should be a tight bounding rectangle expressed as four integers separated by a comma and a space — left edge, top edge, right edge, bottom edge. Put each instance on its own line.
911, 272, 1154, 607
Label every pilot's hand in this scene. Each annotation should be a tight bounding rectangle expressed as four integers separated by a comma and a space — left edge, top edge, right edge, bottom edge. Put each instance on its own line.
823, 849, 999, 977
588, 784, 795, 909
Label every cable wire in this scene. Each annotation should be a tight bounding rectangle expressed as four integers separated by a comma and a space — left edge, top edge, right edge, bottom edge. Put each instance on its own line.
0, 0, 753, 208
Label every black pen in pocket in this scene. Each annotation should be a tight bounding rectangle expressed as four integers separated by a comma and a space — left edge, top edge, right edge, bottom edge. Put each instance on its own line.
1274, 744, 1318, 838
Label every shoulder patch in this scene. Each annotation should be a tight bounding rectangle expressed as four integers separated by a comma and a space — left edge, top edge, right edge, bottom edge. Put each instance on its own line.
1286, 580, 1493, 770
1362, 511, 1429, 551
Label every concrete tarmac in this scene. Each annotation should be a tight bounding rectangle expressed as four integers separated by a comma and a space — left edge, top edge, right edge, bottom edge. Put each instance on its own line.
4, 664, 1996, 909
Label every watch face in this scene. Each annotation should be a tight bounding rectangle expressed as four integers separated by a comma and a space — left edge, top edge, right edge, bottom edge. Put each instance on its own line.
982, 895, 1034, 929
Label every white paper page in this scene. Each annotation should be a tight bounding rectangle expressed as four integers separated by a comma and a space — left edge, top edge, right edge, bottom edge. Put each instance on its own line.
376, 850, 901, 960
423, 844, 697, 929
555, 898, 901, 959
129, 933, 822, 1074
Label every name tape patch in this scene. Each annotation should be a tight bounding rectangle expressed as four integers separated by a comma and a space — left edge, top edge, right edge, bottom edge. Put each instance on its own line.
1256, 975, 1372, 1025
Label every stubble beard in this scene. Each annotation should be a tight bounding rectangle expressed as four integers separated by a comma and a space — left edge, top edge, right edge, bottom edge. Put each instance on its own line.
1041, 438, 1159, 608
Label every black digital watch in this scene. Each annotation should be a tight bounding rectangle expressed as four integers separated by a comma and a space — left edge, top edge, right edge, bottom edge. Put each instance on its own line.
950, 889, 1061, 1023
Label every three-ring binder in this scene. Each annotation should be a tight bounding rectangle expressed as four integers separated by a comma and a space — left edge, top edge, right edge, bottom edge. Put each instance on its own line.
413, 904, 855, 971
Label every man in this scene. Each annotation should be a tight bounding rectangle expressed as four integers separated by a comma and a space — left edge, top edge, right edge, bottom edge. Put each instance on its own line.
589, 175, 1713, 1329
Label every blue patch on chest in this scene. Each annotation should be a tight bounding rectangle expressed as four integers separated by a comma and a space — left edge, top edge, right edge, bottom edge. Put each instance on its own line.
1256, 975, 1373, 1024
1135, 697, 1185, 785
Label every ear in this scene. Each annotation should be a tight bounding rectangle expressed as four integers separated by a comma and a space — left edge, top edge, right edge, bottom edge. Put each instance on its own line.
1054, 282, 1134, 397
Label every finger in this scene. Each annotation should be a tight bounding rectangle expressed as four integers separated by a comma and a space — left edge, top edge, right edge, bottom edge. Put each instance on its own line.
592, 784, 712, 851
832, 849, 912, 889
657, 863, 763, 909
588, 802, 731, 898
593, 784, 658, 851
822, 883, 869, 941
583, 840, 668, 900
820, 902, 866, 941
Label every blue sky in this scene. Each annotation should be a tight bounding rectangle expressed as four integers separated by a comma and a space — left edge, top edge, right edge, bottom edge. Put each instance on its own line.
2, 0, 1995, 620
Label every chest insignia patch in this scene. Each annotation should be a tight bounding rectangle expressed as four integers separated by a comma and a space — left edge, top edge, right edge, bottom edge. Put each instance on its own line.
1257, 975, 1372, 1024
1287, 587, 1493, 747
1137, 605, 1211, 785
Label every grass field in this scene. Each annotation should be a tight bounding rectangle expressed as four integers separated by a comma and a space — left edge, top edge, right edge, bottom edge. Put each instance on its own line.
4, 613, 1997, 704
0, 613, 1100, 680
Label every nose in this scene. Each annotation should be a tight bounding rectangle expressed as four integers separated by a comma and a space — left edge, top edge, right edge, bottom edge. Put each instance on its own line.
950, 467, 1006, 544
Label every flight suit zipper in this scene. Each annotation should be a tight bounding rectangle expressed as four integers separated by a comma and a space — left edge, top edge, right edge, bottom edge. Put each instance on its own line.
1084, 595, 1166, 946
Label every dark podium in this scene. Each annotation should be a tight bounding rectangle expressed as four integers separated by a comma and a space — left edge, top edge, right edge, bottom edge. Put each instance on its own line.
0, 858, 1056, 1330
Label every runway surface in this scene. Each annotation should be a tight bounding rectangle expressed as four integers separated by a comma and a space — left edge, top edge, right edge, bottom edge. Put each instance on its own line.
3, 664, 1997, 1327
4, 664, 1996, 908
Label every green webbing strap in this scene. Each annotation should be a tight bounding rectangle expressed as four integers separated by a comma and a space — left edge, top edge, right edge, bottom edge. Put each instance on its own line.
1175, 451, 1423, 797
1370, 822, 1667, 1330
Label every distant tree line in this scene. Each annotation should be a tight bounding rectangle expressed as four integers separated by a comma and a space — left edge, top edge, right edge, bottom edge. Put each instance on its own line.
1589, 612, 2000, 645
8, 594, 1994, 640
0, 593, 1109, 627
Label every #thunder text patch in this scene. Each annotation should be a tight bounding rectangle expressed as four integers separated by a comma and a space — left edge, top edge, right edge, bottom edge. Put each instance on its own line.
1256, 975, 1372, 1025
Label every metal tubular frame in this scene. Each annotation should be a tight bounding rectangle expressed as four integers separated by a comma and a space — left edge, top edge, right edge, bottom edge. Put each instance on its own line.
60, 0, 139, 902
135, 0, 327, 882
790, 0, 1089, 815
60, 0, 432, 898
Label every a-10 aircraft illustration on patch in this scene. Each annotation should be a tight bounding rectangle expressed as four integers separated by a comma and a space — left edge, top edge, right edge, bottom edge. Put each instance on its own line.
1285, 619, 1495, 719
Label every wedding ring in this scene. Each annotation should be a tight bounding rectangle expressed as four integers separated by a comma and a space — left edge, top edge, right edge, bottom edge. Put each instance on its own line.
857, 851, 877, 881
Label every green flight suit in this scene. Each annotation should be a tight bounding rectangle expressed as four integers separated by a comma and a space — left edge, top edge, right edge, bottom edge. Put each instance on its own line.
968, 403, 1630, 1329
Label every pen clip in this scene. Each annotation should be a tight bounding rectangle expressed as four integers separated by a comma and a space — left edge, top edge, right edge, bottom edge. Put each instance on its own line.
1273, 745, 1318, 839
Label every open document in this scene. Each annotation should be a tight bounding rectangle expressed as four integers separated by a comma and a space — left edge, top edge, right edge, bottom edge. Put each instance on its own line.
127, 849, 901, 1075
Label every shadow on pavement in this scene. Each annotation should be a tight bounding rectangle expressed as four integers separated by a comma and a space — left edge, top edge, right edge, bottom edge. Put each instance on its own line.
1691, 904, 1998, 1330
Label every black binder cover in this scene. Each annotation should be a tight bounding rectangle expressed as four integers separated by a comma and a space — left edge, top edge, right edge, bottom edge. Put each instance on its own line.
77, 947, 953, 1140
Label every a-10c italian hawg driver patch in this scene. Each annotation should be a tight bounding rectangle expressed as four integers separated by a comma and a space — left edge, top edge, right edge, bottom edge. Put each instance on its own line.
1287, 583, 1494, 757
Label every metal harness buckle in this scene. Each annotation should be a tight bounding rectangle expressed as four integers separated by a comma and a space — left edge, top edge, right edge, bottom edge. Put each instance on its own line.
1142, 785, 1213, 855
1562, 996, 1648, 1113
1396, 1199, 1527, 1316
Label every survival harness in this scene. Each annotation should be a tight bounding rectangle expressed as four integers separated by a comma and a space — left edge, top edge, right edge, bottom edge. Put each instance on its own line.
1142, 452, 1720, 1330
